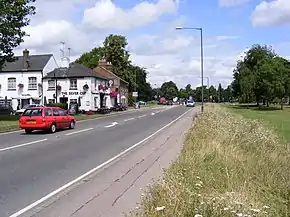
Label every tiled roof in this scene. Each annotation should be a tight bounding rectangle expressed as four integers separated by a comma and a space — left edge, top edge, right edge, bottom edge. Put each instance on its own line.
44, 63, 108, 79
0, 54, 53, 72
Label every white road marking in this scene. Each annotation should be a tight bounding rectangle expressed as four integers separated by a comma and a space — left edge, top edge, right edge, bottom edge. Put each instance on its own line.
0, 139, 48, 152
65, 128, 94, 136
104, 122, 118, 128
138, 115, 146, 118
124, 118, 135, 122
151, 112, 155, 115
9, 107, 195, 217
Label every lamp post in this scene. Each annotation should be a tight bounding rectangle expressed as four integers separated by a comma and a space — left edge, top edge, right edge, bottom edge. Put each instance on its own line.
176, 26, 204, 112
199, 76, 210, 102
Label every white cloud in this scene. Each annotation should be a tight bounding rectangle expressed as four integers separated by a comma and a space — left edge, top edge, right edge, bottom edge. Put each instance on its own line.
219, 0, 250, 7
251, 0, 290, 26
82, 0, 179, 29
14, 0, 240, 89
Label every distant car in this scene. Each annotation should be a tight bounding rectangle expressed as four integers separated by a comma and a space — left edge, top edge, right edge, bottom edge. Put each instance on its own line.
186, 100, 195, 107
0, 104, 14, 115
19, 106, 75, 134
113, 103, 128, 111
138, 101, 147, 105
166, 100, 173, 105
15, 104, 42, 115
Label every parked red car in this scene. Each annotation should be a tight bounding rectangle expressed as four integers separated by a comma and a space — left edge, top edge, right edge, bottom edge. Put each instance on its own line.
19, 106, 75, 134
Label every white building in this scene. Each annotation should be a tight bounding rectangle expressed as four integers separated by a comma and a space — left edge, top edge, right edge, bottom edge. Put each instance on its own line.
0, 49, 58, 110
43, 58, 112, 111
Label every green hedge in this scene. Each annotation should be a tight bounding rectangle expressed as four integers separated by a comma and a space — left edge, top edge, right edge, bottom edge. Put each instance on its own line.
46, 103, 67, 109
0, 115, 20, 121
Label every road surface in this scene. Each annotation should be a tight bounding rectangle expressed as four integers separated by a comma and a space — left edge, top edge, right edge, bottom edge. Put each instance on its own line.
0, 105, 193, 217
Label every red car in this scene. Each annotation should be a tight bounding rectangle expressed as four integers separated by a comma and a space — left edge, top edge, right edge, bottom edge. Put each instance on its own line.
19, 106, 75, 134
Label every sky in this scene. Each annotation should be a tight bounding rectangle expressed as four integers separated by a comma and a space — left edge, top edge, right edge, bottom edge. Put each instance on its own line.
14, 0, 290, 89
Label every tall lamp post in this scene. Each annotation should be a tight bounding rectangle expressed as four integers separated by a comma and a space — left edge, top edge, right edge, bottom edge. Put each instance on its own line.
199, 76, 210, 102
54, 72, 57, 103
176, 26, 204, 112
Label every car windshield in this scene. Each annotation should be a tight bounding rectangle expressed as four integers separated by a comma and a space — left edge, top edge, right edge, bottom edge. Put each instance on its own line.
22, 104, 35, 109
22, 108, 43, 116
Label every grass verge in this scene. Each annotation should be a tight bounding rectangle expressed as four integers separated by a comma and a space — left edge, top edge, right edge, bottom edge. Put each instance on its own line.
134, 104, 290, 217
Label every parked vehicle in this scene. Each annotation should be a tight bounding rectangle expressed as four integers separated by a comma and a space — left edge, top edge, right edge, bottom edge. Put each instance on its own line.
15, 104, 42, 115
113, 103, 128, 111
166, 100, 173, 105
0, 104, 14, 115
186, 100, 195, 107
138, 101, 147, 105
19, 106, 75, 134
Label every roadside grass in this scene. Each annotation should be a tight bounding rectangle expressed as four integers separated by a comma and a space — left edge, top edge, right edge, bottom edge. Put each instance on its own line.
226, 104, 290, 141
133, 104, 290, 217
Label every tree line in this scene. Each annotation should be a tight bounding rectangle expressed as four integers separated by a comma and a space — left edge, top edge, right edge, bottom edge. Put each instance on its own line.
231, 44, 290, 109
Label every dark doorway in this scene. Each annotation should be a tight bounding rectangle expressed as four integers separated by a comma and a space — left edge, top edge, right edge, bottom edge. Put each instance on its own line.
100, 93, 105, 108
60, 97, 68, 109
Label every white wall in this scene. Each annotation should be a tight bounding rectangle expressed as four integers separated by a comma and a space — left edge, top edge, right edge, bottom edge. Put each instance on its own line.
43, 56, 58, 76
0, 71, 43, 110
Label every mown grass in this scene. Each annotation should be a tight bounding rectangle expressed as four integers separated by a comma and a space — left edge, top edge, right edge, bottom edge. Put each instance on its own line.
133, 104, 290, 217
227, 104, 290, 141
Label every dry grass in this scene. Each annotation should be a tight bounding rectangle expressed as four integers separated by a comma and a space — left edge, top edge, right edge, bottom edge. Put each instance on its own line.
133, 104, 290, 217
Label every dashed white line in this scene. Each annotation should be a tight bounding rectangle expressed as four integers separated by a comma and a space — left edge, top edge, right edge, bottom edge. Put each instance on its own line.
124, 118, 135, 122
0, 139, 48, 152
9, 107, 195, 217
138, 115, 146, 118
104, 122, 118, 128
65, 128, 94, 136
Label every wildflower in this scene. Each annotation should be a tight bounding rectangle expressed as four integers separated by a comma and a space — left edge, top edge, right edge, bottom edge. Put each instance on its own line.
236, 214, 243, 217
194, 214, 202, 217
250, 208, 260, 213
195, 183, 202, 187
155, 206, 165, 211
223, 207, 230, 211
262, 205, 270, 209
196, 176, 201, 179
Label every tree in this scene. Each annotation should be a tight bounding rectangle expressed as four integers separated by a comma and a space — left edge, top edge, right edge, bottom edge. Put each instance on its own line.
75, 47, 104, 69
0, 0, 36, 69
160, 81, 178, 100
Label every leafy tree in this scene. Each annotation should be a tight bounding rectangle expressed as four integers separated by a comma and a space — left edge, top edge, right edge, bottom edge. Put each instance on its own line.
75, 47, 104, 69
0, 0, 36, 69
160, 81, 178, 100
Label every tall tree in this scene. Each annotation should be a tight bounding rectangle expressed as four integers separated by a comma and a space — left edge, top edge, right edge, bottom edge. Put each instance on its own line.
75, 47, 104, 69
0, 0, 36, 69
160, 81, 178, 100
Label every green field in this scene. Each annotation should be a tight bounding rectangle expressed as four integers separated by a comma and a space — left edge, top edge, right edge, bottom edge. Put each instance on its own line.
227, 104, 290, 141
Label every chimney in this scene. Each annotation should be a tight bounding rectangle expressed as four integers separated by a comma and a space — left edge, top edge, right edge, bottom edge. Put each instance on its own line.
60, 57, 70, 68
98, 57, 112, 71
23, 49, 29, 69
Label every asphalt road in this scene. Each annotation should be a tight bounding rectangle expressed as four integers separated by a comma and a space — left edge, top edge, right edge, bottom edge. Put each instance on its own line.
0, 105, 192, 217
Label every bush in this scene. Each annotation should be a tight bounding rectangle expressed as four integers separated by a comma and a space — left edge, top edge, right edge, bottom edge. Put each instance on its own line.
46, 103, 67, 110
135, 104, 290, 217
0, 115, 20, 121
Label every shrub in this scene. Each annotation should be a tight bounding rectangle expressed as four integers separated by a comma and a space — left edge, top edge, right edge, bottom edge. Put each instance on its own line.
46, 103, 67, 110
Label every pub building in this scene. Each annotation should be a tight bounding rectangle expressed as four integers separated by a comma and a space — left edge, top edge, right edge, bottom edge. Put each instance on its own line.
42, 57, 112, 112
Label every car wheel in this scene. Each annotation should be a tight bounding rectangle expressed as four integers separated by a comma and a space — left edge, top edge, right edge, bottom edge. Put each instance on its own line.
50, 123, 56, 133
69, 121, 75, 129
25, 129, 33, 134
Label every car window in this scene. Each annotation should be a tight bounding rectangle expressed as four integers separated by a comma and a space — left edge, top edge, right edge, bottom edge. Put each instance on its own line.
58, 109, 67, 116
53, 108, 59, 116
45, 108, 52, 116
22, 108, 43, 116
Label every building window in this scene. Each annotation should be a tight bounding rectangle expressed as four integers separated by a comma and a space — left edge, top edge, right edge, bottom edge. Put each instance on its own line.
48, 80, 55, 90
28, 77, 37, 90
70, 79, 77, 90
48, 99, 55, 104
70, 99, 77, 104
8, 78, 16, 90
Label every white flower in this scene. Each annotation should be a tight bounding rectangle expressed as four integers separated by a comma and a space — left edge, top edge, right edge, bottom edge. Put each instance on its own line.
262, 205, 270, 209
195, 183, 202, 187
223, 207, 230, 211
250, 208, 260, 213
194, 214, 202, 217
155, 206, 165, 211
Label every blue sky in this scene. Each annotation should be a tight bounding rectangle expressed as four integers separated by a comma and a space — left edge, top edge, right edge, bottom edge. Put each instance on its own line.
17, 0, 290, 88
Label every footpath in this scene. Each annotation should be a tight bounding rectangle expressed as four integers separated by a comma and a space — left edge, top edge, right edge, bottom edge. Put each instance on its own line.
23, 107, 199, 217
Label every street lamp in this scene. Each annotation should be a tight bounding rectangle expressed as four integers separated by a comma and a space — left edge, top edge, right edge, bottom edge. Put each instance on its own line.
199, 76, 210, 102
176, 26, 204, 112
